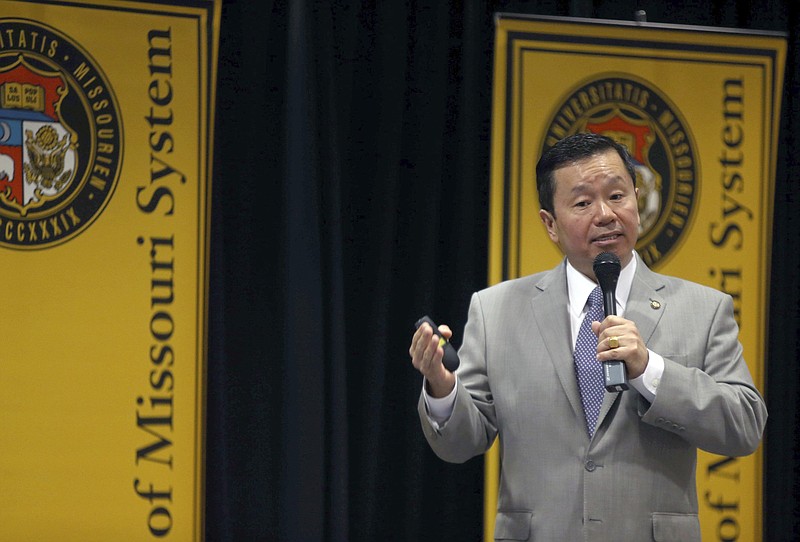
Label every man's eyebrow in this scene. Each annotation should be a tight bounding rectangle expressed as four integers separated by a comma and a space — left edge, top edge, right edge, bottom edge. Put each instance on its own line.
607, 176, 631, 187
569, 183, 591, 195
568, 176, 629, 194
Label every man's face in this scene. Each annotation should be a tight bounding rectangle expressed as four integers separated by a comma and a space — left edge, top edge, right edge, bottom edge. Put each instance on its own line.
539, 149, 640, 280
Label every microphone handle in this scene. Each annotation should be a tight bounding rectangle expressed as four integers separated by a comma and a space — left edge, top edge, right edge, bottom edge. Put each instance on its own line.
602, 290, 617, 316
601, 288, 629, 392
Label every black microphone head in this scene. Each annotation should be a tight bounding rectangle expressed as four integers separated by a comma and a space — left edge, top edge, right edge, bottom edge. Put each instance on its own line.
593, 251, 621, 292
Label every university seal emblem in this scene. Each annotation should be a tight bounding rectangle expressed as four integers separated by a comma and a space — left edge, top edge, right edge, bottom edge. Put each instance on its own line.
541, 74, 699, 268
0, 19, 122, 249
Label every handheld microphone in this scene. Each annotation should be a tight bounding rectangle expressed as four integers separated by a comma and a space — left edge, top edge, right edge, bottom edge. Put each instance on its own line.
414, 315, 460, 372
593, 252, 629, 392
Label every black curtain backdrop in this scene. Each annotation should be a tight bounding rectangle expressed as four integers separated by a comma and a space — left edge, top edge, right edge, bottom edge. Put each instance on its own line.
206, 1, 800, 540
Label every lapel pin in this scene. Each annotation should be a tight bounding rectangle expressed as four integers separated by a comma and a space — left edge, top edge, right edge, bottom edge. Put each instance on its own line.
650, 299, 661, 310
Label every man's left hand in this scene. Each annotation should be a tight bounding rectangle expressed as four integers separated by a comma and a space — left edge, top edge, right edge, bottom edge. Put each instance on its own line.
592, 316, 649, 379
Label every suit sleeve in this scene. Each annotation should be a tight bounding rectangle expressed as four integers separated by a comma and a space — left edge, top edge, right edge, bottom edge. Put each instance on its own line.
640, 292, 767, 456
417, 292, 499, 463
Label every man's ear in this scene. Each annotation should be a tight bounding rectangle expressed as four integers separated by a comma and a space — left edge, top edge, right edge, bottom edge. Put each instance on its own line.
539, 209, 559, 243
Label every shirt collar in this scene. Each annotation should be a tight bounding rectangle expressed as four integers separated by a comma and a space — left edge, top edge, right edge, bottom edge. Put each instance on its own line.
567, 253, 636, 317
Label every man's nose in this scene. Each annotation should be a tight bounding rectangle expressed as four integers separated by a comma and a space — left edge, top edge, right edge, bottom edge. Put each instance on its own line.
594, 201, 614, 223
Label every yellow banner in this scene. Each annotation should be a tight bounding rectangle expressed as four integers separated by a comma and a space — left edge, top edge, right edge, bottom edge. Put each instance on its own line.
0, 1, 219, 540
487, 15, 784, 541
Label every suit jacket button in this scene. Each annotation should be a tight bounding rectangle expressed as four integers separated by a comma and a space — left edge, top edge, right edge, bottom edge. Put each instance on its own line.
585, 460, 596, 472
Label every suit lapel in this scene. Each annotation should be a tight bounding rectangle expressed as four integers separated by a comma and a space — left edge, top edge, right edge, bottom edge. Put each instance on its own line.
529, 262, 586, 425
625, 257, 667, 345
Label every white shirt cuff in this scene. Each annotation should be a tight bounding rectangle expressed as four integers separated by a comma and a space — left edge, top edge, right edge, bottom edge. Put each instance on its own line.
422, 376, 457, 426
629, 350, 664, 403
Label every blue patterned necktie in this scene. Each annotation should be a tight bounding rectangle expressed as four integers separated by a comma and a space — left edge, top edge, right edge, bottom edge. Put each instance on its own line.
574, 286, 605, 437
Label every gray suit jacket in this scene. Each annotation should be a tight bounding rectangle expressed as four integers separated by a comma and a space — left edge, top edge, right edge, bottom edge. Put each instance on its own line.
419, 256, 766, 541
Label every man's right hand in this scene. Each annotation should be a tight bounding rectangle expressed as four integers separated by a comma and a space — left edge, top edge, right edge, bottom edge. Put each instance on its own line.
409, 322, 456, 398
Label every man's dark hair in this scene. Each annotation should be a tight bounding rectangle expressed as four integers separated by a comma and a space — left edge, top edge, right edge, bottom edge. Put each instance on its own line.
535, 132, 637, 214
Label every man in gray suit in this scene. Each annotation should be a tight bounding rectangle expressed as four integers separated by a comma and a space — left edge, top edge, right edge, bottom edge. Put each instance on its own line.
409, 133, 766, 541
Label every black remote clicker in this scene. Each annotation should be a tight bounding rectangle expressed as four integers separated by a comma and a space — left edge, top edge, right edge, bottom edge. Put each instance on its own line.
414, 315, 460, 372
